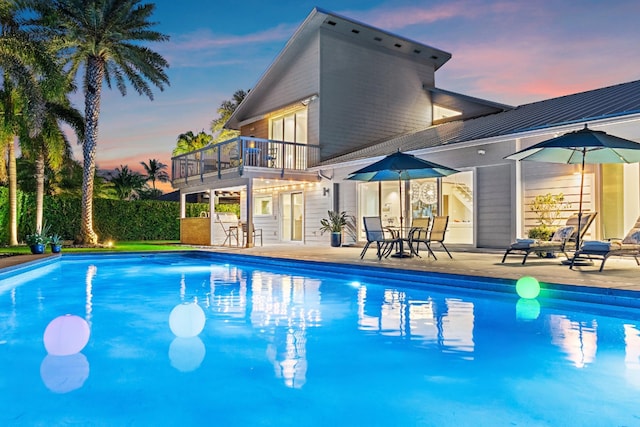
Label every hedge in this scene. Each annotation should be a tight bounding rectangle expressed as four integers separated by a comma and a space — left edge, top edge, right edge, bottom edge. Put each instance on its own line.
0, 188, 233, 244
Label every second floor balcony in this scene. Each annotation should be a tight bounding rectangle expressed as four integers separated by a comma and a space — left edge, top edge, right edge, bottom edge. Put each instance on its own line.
172, 137, 321, 183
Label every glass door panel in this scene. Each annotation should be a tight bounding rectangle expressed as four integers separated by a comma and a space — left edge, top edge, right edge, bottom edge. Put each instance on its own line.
281, 192, 304, 242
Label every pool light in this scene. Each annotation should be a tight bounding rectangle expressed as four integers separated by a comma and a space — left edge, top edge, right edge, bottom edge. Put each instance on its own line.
516, 276, 540, 299
169, 302, 206, 338
43, 314, 91, 356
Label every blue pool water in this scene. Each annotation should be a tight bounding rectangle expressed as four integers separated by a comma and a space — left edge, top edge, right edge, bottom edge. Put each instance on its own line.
1, 252, 640, 426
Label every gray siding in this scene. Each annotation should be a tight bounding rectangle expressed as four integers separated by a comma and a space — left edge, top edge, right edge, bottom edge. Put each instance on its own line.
476, 164, 513, 248
244, 33, 320, 127
319, 29, 435, 159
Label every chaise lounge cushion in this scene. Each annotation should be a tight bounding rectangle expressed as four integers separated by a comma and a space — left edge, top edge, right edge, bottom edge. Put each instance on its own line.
580, 240, 620, 252
510, 226, 574, 249
622, 231, 640, 245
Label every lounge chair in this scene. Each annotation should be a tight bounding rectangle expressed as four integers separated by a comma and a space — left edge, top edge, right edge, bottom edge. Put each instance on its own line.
570, 216, 640, 271
360, 216, 397, 260
501, 212, 597, 264
408, 217, 437, 259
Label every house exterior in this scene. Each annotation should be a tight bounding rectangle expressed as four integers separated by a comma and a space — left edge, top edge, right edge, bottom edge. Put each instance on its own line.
171, 7, 640, 248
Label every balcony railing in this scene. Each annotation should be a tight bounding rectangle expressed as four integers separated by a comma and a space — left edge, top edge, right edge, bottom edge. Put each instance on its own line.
172, 137, 321, 181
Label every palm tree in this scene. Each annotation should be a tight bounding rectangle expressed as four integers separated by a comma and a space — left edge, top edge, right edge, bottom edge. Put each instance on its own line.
0, 1, 58, 244
19, 93, 84, 232
140, 158, 169, 190
172, 130, 213, 156
108, 164, 146, 200
31, 0, 170, 244
210, 89, 247, 143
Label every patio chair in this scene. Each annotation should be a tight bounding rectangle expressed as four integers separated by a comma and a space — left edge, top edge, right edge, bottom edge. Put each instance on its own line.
408, 217, 437, 259
570, 216, 640, 271
216, 214, 239, 246
241, 222, 263, 247
360, 216, 397, 260
501, 212, 597, 265
427, 216, 453, 259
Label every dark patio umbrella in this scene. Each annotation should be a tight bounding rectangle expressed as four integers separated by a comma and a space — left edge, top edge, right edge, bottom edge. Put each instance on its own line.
347, 151, 458, 232
505, 124, 640, 251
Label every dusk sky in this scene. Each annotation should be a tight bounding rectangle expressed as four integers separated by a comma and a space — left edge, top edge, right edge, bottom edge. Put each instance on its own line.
76, 0, 640, 191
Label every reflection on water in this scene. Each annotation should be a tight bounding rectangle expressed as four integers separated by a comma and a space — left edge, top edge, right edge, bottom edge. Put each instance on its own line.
357, 285, 475, 357
549, 315, 598, 368
85, 265, 96, 327
169, 336, 206, 372
40, 353, 89, 393
250, 272, 320, 389
624, 324, 640, 388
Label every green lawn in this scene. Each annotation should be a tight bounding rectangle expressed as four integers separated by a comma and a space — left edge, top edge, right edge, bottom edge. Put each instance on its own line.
0, 241, 191, 255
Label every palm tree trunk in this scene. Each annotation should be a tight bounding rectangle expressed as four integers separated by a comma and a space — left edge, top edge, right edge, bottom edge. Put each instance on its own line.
8, 138, 18, 246
35, 149, 45, 233
79, 56, 104, 244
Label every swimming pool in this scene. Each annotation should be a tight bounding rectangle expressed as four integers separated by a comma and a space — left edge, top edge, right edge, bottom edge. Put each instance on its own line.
1, 252, 639, 426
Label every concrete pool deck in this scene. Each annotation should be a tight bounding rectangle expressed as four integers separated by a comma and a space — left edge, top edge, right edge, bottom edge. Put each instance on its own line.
1, 244, 638, 297
201, 244, 640, 294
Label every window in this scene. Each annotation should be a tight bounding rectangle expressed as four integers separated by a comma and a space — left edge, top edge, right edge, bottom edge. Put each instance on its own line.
433, 105, 462, 122
254, 195, 272, 216
270, 109, 307, 143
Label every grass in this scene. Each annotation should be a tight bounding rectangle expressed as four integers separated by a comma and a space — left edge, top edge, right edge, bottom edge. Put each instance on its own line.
0, 240, 190, 255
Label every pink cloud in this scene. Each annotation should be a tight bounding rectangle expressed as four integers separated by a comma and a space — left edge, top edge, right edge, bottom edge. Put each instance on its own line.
439, 31, 640, 104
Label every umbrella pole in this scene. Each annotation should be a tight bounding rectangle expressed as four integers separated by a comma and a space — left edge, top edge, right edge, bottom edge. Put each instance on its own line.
576, 150, 585, 250
398, 175, 404, 232
564, 149, 593, 266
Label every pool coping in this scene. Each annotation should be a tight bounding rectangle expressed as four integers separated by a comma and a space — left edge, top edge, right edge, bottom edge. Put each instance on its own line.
4, 250, 637, 311
195, 251, 640, 310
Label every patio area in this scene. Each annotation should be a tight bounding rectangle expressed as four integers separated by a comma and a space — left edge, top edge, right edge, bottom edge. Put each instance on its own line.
202, 243, 640, 294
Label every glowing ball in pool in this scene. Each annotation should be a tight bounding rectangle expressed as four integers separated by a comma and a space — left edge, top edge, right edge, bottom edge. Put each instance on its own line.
43, 314, 91, 356
516, 276, 540, 299
169, 302, 206, 338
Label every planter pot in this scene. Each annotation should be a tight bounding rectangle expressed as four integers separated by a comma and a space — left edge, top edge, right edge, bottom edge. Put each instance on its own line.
30, 244, 46, 255
51, 244, 62, 254
330, 232, 342, 247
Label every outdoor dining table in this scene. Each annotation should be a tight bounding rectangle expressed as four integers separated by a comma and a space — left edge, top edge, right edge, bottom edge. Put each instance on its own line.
387, 226, 418, 258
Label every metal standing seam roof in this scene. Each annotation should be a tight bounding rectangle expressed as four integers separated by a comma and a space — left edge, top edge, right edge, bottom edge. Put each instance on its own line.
321, 80, 640, 166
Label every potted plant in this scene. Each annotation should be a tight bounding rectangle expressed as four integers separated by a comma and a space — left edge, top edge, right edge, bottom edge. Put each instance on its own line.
25, 232, 48, 254
528, 193, 570, 257
49, 234, 63, 253
320, 210, 348, 247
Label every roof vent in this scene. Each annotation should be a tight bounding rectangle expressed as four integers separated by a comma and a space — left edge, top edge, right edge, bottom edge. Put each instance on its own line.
431, 55, 438, 60
413, 49, 421, 54
394, 43, 402, 48
326, 20, 336, 26
351, 29, 360, 34
374, 36, 382, 42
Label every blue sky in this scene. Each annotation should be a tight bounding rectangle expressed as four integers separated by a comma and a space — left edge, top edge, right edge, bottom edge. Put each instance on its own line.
81, 0, 640, 188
